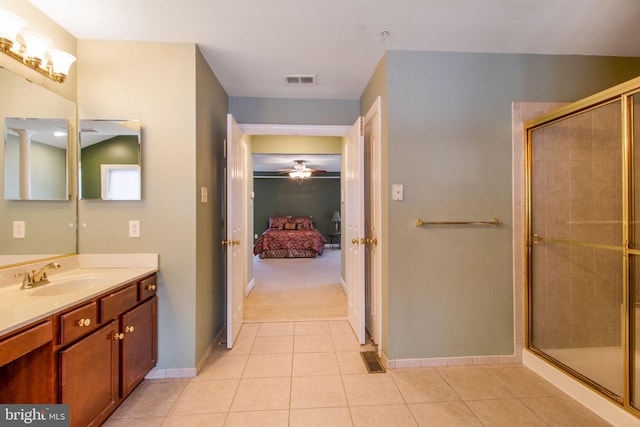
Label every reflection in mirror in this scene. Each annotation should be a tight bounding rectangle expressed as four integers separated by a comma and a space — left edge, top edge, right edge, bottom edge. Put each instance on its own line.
79, 120, 141, 200
4, 118, 69, 200
0, 67, 77, 268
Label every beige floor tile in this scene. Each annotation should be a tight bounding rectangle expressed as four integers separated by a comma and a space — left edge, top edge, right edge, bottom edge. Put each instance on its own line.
295, 321, 331, 335
251, 335, 294, 354
160, 413, 227, 427
289, 407, 353, 427
195, 354, 248, 380
290, 375, 348, 409
224, 410, 289, 427
484, 365, 563, 398
230, 377, 291, 412
350, 404, 418, 427
342, 374, 404, 406
169, 379, 238, 415
328, 320, 355, 335
258, 322, 295, 336
110, 380, 187, 419
409, 402, 483, 427
294, 334, 334, 353
238, 323, 260, 338
520, 396, 612, 426
336, 352, 368, 375
292, 352, 340, 376
391, 368, 459, 403
466, 399, 548, 426
103, 417, 164, 427
437, 367, 514, 400
212, 335, 255, 356
332, 334, 362, 352
243, 353, 293, 378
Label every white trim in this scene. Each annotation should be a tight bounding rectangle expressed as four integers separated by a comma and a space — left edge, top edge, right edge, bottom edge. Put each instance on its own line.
239, 123, 351, 137
523, 350, 639, 427
385, 354, 519, 369
339, 276, 347, 294
246, 277, 255, 297
145, 368, 196, 379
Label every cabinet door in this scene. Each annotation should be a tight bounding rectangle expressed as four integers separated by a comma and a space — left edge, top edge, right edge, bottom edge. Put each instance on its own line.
121, 296, 157, 397
60, 321, 119, 427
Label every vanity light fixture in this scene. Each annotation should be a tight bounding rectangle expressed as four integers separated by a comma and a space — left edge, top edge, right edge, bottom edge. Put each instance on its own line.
0, 9, 76, 83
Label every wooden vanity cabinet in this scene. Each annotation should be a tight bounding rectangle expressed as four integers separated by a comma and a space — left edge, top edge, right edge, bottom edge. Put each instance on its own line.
0, 319, 55, 403
59, 321, 119, 427
55, 273, 157, 427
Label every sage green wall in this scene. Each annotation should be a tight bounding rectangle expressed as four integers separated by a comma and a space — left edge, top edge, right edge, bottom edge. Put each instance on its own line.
80, 136, 139, 199
370, 50, 640, 360
78, 40, 203, 369
195, 47, 228, 364
253, 178, 341, 240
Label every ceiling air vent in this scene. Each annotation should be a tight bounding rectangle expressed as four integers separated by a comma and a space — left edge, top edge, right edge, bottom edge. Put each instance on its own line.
284, 74, 317, 85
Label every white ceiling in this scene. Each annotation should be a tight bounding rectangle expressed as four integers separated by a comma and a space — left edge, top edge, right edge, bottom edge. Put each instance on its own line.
28, 0, 640, 100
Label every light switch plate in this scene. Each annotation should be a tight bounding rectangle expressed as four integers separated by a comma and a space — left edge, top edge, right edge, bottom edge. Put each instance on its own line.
392, 184, 404, 201
13, 221, 25, 239
129, 220, 141, 238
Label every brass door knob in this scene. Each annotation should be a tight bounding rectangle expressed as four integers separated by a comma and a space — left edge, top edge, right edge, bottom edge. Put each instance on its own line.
125, 326, 135, 333
221, 240, 228, 246
352, 238, 359, 245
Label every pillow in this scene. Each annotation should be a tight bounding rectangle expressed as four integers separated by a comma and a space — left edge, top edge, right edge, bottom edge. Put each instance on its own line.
284, 223, 297, 230
269, 216, 290, 229
290, 216, 313, 230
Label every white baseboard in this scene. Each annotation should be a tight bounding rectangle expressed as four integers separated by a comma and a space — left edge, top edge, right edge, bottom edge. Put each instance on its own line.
145, 368, 195, 379
385, 351, 521, 369
339, 276, 347, 294
246, 278, 255, 297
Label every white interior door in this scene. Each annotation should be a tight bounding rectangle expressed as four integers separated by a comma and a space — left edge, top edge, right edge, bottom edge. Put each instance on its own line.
364, 97, 382, 351
345, 116, 365, 344
226, 114, 246, 348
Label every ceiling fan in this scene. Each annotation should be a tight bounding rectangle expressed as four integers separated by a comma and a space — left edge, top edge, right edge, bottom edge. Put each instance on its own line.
280, 160, 326, 180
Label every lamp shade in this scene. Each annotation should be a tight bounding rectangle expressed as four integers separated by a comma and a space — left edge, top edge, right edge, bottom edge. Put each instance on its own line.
331, 211, 341, 222
48, 49, 76, 75
0, 10, 26, 42
20, 31, 51, 63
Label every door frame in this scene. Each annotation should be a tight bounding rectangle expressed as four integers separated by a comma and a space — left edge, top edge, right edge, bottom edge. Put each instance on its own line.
237, 121, 382, 353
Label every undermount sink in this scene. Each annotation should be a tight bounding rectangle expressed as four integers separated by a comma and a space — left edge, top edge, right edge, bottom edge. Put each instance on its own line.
28, 274, 113, 297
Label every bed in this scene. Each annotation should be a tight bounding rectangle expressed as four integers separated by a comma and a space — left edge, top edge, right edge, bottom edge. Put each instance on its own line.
253, 215, 327, 259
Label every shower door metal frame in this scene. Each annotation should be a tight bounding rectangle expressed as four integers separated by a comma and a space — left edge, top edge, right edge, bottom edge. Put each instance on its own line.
524, 75, 640, 417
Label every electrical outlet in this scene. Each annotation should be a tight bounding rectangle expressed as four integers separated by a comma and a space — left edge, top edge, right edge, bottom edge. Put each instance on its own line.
392, 184, 404, 201
129, 220, 141, 238
13, 221, 25, 239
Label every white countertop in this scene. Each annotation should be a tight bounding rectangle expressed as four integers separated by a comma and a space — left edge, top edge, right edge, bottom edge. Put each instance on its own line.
0, 254, 158, 337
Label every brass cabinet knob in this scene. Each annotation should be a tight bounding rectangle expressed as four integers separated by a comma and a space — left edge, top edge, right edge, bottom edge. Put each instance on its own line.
146, 284, 157, 291
113, 333, 125, 340
125, 326, 135, 333
76, 318, 91, 327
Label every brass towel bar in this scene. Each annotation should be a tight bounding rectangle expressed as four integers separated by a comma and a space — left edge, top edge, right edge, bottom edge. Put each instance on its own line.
415, 218, 502, 227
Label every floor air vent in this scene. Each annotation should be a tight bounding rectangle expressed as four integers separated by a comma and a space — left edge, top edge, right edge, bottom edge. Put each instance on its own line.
360, 351, 385, 373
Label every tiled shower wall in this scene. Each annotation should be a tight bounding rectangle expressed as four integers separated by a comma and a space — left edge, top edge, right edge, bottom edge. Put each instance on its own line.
531, 101, 623, 350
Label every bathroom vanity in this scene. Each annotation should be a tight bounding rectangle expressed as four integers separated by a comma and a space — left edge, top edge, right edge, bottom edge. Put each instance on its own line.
0, 263, 157, 427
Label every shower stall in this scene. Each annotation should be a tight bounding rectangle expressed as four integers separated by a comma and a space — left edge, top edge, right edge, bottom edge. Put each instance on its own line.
525, 76, 640, 415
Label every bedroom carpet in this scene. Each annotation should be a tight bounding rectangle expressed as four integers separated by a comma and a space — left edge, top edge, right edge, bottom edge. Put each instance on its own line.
244, 249, 347, 320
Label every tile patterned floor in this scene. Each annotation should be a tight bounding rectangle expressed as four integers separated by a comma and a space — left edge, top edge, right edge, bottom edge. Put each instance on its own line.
104, 320, 612, 426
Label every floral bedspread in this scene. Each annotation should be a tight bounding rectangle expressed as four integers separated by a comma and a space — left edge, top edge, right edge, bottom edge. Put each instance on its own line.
253, 228, 326, 256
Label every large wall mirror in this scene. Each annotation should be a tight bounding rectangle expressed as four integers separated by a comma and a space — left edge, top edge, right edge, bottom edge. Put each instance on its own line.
79, 120, 141, 200
0, 67, 77, 267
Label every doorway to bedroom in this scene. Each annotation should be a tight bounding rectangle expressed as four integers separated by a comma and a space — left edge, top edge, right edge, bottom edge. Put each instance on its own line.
245, 136, 346, 321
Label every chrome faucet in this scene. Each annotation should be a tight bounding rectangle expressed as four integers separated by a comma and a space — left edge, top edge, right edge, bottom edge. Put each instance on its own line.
17, 262, 61, 289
